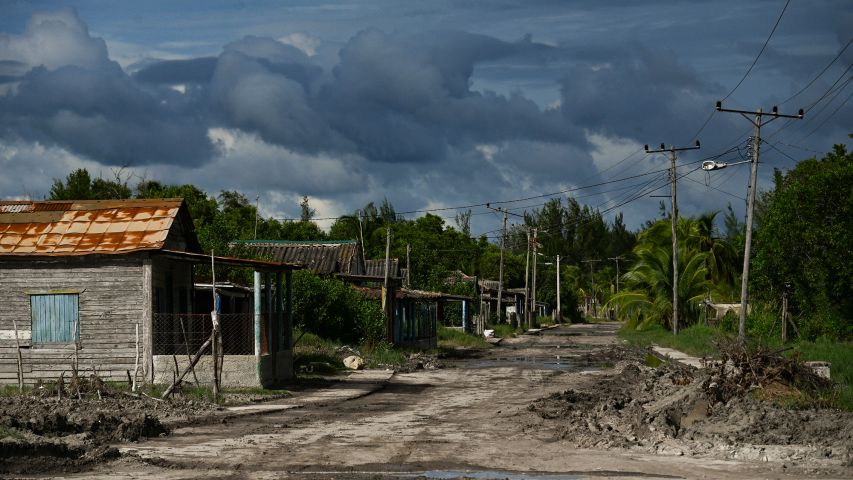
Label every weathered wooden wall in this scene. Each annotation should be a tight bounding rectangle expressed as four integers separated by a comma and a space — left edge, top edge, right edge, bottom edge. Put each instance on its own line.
0, 254, 148, 384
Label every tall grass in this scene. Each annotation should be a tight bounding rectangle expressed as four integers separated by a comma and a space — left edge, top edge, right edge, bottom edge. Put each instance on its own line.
437, 325, 490, 348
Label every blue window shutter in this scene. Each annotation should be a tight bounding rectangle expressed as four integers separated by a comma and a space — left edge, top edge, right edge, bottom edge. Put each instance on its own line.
31, 294, 79, 343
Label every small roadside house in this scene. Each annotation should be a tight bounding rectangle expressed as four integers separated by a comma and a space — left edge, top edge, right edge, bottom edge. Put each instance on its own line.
0, 199, 301, 388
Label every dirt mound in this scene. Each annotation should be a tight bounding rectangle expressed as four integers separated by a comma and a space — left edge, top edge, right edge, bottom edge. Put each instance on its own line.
0, 394, 220, 474
527, 356, 853, 470
394, 352, 446, 373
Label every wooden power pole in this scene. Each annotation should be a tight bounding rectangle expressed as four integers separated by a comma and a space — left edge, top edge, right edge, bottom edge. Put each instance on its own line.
644, 141, 700, 335
486, 204, 508, 323
711, 102, 802, 346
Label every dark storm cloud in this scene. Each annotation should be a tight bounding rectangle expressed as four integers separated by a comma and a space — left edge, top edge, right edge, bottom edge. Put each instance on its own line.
0, 6, 216, 167
133, 57, 218, 84
1, 64, 215, 166
558, 44, 734, 143
314, 28, 586, 162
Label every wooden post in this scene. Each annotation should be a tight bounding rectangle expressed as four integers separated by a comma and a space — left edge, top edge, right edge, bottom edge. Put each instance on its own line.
383, 228, 392, 342
211, 250, 220, 399
406, 244, 411, 289
286, 271, 293, 349
161, 333, 215, 398
142, 257, 153, 382
277, 273, 284, 352
781, 292, 788, 343
73, 317, 79, 375
11, 318, 23, 391
179, 316, 199, 388
132, 324, 140, 392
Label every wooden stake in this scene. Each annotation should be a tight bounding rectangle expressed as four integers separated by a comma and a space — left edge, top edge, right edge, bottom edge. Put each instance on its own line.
10, 318, 23, 391
132, 324, 140, 392
781, 292, 788, 343
161, 333, 214, 399
179, 316, 200, 388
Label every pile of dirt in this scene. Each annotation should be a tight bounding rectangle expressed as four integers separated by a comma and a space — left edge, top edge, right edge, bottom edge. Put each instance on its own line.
527, 351, 853, 471
0, 394, 219, 474
398, 352, 446, 372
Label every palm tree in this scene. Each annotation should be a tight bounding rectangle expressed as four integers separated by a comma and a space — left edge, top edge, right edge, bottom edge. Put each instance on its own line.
607, 217, 718, 330
680, 212, 738, 286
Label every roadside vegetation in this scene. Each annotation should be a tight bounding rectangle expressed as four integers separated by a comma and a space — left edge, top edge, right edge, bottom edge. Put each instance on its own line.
620, 322, 853, 411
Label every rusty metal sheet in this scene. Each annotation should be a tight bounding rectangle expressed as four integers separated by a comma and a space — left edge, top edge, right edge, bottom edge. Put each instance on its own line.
0, 199, 194, 256
0, 211, 65, 224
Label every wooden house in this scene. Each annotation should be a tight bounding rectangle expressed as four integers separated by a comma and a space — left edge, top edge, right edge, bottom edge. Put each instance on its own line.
0, 199, 301, 388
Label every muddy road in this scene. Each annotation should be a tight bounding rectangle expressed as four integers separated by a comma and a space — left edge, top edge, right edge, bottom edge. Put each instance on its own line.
38, 322, 852, 479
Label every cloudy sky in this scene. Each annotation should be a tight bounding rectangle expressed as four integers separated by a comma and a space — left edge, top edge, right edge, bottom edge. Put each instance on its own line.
1, 1, 852, 238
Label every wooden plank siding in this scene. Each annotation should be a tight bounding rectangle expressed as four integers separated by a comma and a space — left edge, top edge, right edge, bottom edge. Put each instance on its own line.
0, 254, 149, 384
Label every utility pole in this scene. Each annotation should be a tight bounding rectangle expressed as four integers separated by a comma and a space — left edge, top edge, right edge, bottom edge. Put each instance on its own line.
556, 255, 561, 323
254, 193, 259, 240
531, 228, 538, 327
383, 227, 392, 341
608, 256, 623, 294
608, 256, 622, 319
644, 141, 700, 335
406, 243, 411, 289
523, 223, 530, 326
711, 102, 803, 346
486, 204, 508, 323
356, 209, 366, 272
582, 259, 601, 318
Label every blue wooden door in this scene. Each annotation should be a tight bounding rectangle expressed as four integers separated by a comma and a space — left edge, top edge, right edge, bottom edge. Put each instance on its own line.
31, 294, 79, 343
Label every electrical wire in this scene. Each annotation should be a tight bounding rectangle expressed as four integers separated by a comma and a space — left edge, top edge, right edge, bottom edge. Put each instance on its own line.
721, 0, 791, 102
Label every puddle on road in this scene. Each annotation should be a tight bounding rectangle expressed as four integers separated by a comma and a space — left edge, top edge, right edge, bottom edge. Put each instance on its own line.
401, 471, 584, 479
460, 356, 614, 371
645, 354, 663, 368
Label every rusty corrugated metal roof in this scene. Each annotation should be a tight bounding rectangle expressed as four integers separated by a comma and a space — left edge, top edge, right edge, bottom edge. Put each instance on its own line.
0, 199, 194, 256
236, 240, 364, 274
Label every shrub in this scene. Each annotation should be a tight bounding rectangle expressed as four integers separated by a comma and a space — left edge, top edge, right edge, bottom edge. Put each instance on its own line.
292, 271, 385, 347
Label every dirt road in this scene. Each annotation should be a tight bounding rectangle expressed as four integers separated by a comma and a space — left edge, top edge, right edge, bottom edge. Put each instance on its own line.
48, 322, 851, 479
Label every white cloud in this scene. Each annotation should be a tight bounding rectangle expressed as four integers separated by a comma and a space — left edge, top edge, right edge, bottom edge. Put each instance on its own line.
586, 131, 645, 172
278, 32, 322, 57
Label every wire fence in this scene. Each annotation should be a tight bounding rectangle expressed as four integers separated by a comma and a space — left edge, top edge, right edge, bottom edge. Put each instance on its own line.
153, 313, 275, 356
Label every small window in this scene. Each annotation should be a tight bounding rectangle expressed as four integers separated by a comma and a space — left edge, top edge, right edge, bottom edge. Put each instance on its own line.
30, 294, 79, 343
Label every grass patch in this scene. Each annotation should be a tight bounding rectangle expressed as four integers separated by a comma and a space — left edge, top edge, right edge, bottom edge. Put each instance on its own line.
488, 323, 523, 338
370, 348, 407, 366
0, 427, 25, 440
619, 323, 730, 358
0, 385, 31, 397
437, 325, 490, 348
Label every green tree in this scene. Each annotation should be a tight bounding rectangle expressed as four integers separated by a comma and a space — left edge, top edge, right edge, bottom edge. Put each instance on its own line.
752, 138, 853, 340
299, 195, 316, 223
48, 168, 132, 200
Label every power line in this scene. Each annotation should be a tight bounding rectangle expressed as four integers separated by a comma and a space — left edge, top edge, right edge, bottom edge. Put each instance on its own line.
779, 36, 853, 106
721, 0, 791, 102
